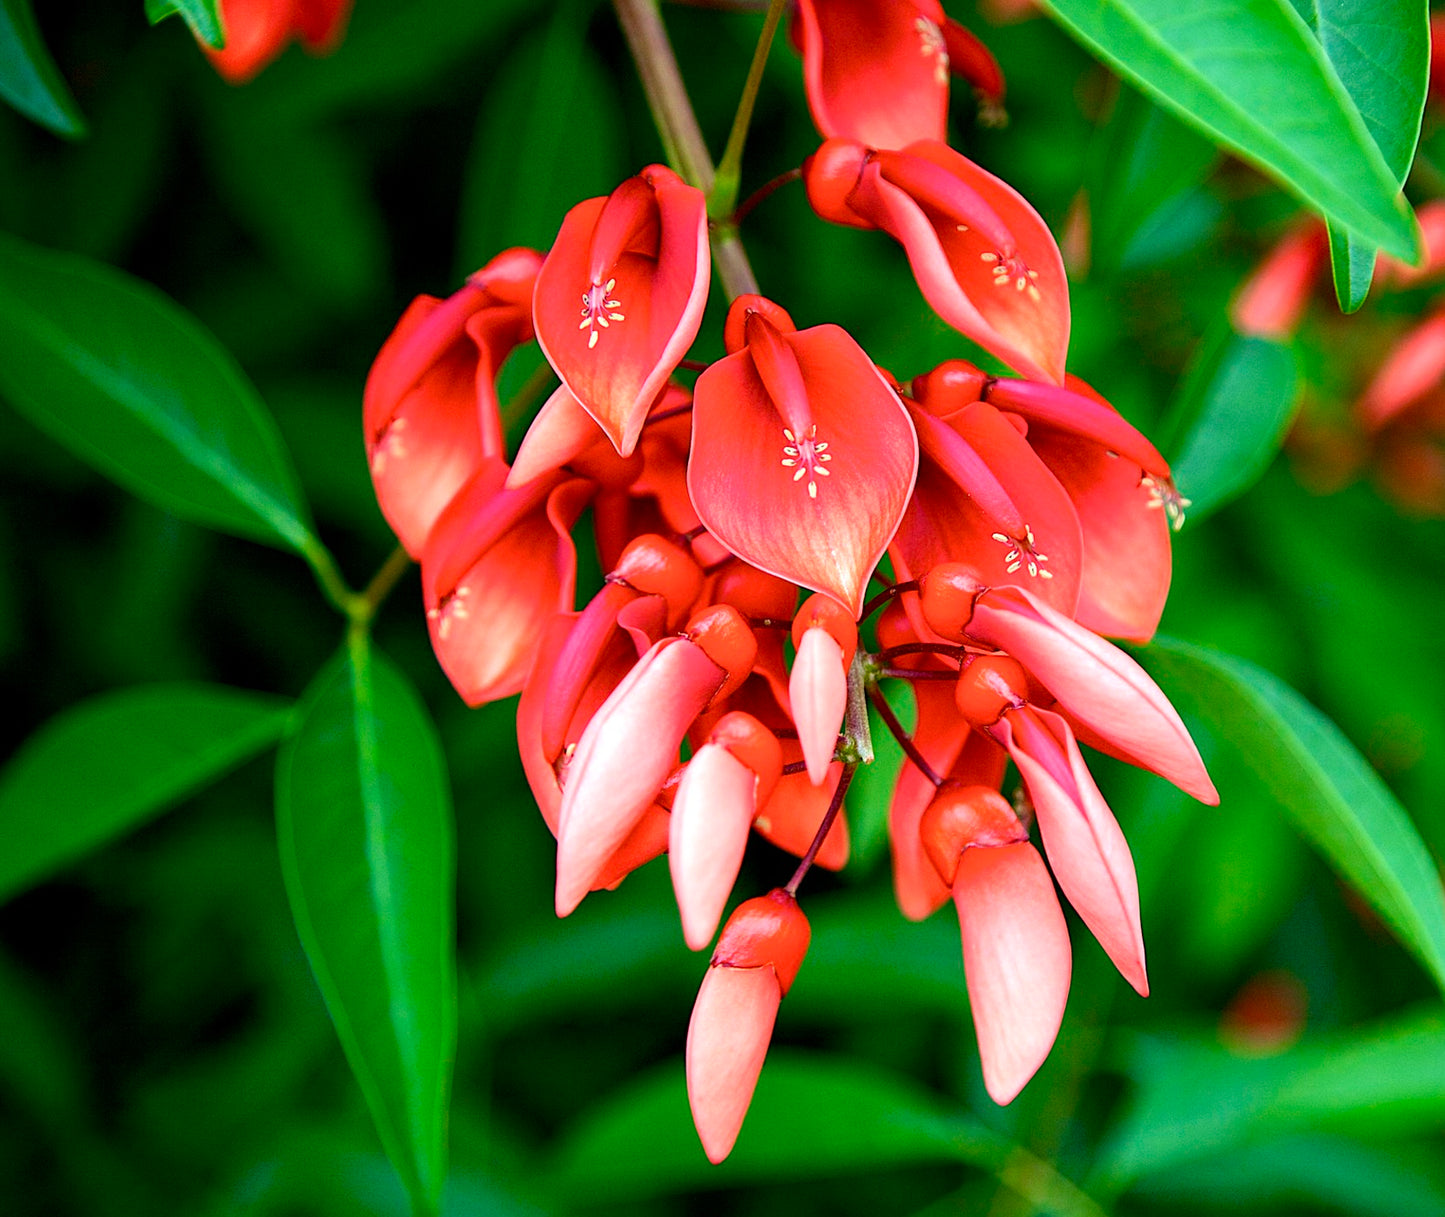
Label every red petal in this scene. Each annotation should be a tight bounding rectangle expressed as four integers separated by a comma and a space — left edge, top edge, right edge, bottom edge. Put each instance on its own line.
534, 168, 709, 457
686, 965, 781, 1163
793, 0, 950, 149
994, 708, 1148, 995
690, 324, 918, 616
954, 842, 1070, 1104
755, 752, 850, 870
856, 142, 1069, 383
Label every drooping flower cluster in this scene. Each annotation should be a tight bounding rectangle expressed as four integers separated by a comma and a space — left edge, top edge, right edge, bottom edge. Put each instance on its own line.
362, 1, 1215, 1165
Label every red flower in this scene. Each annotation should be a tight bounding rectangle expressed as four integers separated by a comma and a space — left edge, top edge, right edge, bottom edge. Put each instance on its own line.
533, 166, 710, 458
688, 295, 918, 616
205, 0, 352, 83
805, 138, 1070, 383
364, 249, 542, 557
791, 0, 1006, 149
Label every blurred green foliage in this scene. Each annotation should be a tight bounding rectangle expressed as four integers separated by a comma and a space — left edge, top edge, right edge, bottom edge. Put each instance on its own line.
1, 1, 1444, 1215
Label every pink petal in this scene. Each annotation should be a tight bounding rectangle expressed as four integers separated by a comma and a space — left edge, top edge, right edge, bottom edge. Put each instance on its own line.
790, 627, 848, 785
689, 323, 918, 616
670, 745, 760, 950
995, 709, 1148, 995
686, 965, 781, 1163
555, 638, 724, 915
954, 842, 1071, 1104
969, 585, 1217, 803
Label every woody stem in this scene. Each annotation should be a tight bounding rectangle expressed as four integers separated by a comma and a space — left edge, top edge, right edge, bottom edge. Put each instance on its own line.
710, 0, 788, 221
613, 0, 761, 300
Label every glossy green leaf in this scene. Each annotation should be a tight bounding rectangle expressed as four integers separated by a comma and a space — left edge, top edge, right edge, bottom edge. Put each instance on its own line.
1099, 1009, 1445, 1185
1037, 0, 1419, 259
0, 0, 85, 137
455, 0, 623, 277
1139, 638, 1445, 995
144, 0, 224, 49
1088, 84, 1218, 275
0, 684, 292, 902
1161, 328, 1299, 524
0, 233, 316, 553
553, 1054, 1006, 1202
1298, 0, 1429, 310
276, 641, 455, 1215
1328, 221, 1378, 313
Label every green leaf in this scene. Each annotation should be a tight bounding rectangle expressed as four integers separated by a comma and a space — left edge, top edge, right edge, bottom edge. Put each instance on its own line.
0, 684, 292, 902
553, 1054, 1005, 1202
1087, 84, 1218, 276
454, 0, 623, 277
1161, 327, 1299, 524
1138, 638, 1445, 996
1328, 221, 1378, 313
0, 0, 85, 137
1099, 1010, 1445, 1186
276, 641, 455, 1215
144, 0, 224, 49
0, 233, 315, 553
1298, 0, 1429, 309
1037, 0, 1419, 260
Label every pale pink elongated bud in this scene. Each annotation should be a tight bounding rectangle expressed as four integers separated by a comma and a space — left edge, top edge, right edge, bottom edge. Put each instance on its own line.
534, 165, 710, 458
968, 585, 1217, 804
993, 707, 1148, 995
788, 594, 858, 785
687, 890, 810, 1163
954, 845, 1071, 1103
1356, 309, 1445, 432
555, 636, 726, 916
506, 384, 608, 488
670, 714, 783, 950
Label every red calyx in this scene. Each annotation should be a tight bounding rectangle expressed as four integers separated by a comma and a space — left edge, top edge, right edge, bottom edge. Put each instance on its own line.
954, 653, 1028, 728
919, 783, 1028, 886
711, 888, 812, 994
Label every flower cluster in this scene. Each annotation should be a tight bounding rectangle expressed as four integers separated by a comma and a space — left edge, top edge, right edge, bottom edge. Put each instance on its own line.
362, 0, 1216, 1164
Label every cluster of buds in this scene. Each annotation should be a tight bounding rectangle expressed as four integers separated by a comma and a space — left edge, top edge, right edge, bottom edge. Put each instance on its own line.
362, 0, 1216, 1163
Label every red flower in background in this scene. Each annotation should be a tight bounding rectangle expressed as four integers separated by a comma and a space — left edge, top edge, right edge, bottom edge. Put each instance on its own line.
205, 0, 352, 83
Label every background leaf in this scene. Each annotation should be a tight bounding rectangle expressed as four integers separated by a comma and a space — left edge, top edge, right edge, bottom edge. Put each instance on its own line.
275, 640, 455, 1215
0, 684, 292, 902
1037, 0, 1418, 259
1158, 327, 1299, 523
0, 0, 85, 137
144, 0, 224, 50
1139, 638, 1445, 996
0, 233, 316, 553
1099, 1010, 1445, 1186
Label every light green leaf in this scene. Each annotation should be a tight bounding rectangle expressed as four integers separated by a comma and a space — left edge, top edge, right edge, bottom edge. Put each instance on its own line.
1087, 84, 1218, 275
144, 0, 224, 49
0, 233, 315, 553
1037, 0, 1419, 259
1139, 638, 1445, 995
1299, 0, 1429, 308
0, 684, 292, 902
1099, 1010, 1445, 1186
276, 641, 455, 1215
0, 0, 85, 137
1162, 328, 1299, 524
